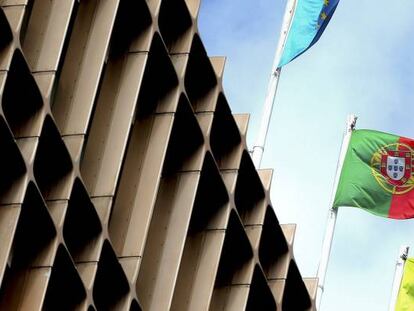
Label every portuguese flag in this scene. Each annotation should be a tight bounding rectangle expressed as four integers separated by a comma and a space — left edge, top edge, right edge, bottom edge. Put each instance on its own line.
333, 129, 414, 219
395, 258, 414, 310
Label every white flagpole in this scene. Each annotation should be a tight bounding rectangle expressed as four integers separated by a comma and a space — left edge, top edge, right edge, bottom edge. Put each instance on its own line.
251, 0, 297, 168
315, 114, 357, 310
388, 245, 409, 311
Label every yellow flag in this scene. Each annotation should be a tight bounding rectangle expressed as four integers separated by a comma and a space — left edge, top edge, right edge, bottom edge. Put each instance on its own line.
396, 258, 414, 310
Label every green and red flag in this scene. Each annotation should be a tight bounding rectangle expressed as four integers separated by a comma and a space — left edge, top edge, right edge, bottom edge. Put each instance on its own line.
333, 129, 414, 219
395, 258, 414, 310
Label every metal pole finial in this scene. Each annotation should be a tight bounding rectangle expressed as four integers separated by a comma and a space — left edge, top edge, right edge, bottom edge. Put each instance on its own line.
347, 114, 357, 132
400, 245, 409, 261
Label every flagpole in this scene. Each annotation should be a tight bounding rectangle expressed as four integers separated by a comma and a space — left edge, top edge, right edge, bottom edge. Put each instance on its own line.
315, 114, 357, 310
251, 0, 297, 168
388, 245, 409, 311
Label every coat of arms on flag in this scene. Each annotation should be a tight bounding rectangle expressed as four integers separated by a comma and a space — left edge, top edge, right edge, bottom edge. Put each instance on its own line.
380, 150, 412, 186
371, 143, 414, 195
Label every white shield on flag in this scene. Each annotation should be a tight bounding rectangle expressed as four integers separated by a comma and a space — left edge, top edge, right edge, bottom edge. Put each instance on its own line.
386, 156, 405, 181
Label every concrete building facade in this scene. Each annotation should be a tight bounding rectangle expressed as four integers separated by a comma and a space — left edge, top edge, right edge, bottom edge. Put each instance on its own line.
0, 0, 317, 309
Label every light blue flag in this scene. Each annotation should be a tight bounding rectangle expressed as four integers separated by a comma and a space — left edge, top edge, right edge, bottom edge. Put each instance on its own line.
278, 0, 340, 67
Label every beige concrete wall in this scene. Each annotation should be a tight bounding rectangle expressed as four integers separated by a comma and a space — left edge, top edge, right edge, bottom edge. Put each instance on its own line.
0, 0, 316, 309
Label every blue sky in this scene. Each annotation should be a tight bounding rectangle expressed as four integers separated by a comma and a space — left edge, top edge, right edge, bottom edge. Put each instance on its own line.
199, 0, 414, 310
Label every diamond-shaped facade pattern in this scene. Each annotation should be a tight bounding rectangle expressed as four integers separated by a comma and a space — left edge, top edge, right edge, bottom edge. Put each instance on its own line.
0, 0, 317, 310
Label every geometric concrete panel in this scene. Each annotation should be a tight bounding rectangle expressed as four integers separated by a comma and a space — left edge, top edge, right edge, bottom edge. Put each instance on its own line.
0, 0, 314, 310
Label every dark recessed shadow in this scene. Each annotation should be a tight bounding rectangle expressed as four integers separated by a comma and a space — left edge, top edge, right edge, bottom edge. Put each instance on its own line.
63, 179, 102, 262
282, 260, 312, 310
33, 116, 73, 200
187, 152, 228, 233
0, 117, 26, 203
184, 35, 217, 111
3, 50, 43, 137
109, 0, 152, 56
158, 0, 192, 51
10, 182, 56, 268
246, 265, 277, 311
234, 151, 265, 224
259, 207, 289, 279
42, 245, 86, 311
210, 94, 242, 169
130, 299, 142, 311
93, 241, 130, 310
214, 210, 253, 286
135, 34, 178, 116
0, 8, 12, 48
162, 95, 204, 175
